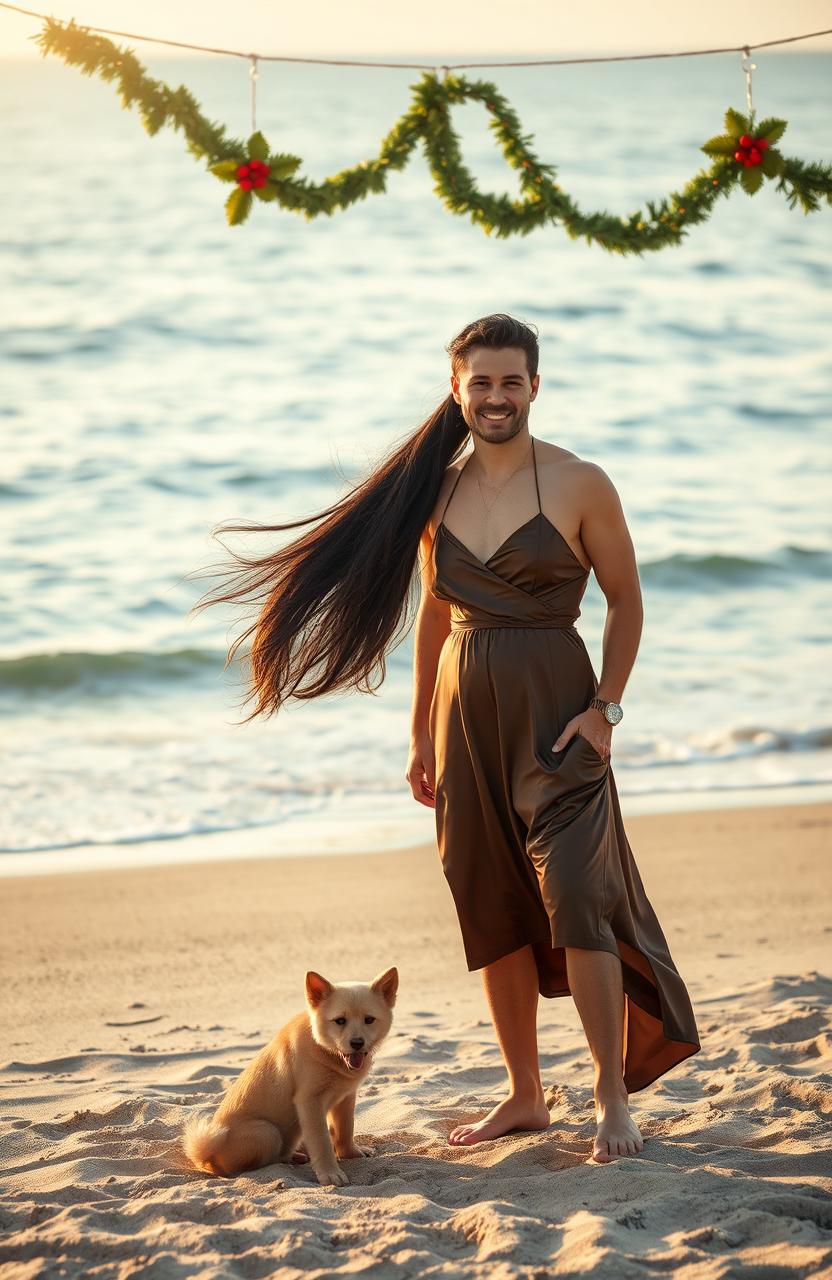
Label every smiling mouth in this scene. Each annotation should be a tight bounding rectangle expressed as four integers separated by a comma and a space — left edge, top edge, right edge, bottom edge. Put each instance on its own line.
342, 1050, 368, 1070
480, 410, 513, 420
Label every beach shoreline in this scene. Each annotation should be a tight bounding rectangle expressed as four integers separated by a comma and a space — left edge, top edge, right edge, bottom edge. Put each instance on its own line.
3, 780, 830, 879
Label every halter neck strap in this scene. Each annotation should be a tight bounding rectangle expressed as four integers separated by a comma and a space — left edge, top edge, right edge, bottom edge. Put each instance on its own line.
532, 436, 542, 514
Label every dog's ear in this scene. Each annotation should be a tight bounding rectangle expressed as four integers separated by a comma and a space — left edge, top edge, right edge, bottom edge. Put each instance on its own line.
370, 966, 399, 1006
305, 971, 333, 1007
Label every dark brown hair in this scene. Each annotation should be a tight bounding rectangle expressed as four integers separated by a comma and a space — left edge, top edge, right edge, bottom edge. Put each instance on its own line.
188, 312, 540, 723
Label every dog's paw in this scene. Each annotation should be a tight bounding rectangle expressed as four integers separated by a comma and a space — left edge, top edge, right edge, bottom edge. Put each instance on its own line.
337, 1142, 374, 1159
314, 1162, 349, 1187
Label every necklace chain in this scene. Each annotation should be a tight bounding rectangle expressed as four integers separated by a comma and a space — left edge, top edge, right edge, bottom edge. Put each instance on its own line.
472, 437, 534, 515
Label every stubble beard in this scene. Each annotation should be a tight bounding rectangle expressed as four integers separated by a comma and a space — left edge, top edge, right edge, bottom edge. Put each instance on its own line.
463, 402, 531, 444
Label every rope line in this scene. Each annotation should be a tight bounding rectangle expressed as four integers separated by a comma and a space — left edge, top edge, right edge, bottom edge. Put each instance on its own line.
1, 2, 830, 70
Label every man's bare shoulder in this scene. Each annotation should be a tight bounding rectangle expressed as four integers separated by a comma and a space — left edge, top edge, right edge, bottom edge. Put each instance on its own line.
536, 438, 616, 493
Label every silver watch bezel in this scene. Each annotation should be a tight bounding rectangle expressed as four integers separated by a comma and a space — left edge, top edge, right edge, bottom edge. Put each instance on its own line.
592, 697, 623, 725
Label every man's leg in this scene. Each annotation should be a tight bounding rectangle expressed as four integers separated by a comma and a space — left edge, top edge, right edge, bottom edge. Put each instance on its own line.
449, 943, 551, 1145
564, 945, 644, 1162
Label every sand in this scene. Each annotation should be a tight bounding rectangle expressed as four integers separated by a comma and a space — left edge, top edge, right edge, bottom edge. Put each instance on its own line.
1, 799, 831, 1278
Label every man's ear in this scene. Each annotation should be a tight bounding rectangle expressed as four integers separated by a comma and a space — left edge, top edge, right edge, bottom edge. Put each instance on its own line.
530, 374, 540, 401
450, 373, 461, 405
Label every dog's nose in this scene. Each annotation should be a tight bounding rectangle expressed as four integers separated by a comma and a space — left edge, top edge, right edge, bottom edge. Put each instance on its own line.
349, 1038, 365, 1049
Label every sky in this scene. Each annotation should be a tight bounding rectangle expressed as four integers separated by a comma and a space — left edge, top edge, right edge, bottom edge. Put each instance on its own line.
1, 0, 831, 59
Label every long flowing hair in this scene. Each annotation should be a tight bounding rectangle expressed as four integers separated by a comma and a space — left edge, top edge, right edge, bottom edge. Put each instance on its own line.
188, 313, 540, 724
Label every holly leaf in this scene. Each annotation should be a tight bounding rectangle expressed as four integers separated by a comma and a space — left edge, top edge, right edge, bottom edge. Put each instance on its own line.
754, 117, 788, 145
247, 131, 270, 162
701, 133, 739, 157
739, 164, 764, 196
254, 182, 279, 202
225, 186, 254, 225
760, 148, 785, 179
268, 153, 302, 180
210, 159, 242, 182
724, 107, 751, 137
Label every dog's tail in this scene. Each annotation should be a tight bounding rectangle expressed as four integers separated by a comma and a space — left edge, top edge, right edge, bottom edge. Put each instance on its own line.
183, 1112, 229, 1176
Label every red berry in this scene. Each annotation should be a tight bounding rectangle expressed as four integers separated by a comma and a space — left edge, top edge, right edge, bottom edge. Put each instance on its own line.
237, 164, 250, 178
756, 137, 769, 150
734, 149, 745, 163
239, 177, 253, 190
254, 176, 267, 188
739, 134, 753, 147
748, 148, 762, 165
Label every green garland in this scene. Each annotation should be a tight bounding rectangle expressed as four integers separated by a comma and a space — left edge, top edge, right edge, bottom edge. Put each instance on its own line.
34, 17, 832, 254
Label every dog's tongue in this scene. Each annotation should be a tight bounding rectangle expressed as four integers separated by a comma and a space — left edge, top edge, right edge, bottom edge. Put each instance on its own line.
347, 1051, 365, 1069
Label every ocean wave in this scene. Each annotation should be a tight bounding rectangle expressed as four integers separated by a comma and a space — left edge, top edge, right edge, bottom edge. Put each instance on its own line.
651, 723, 832, 762
640, 544, 831, 587
0, 647, 225, 693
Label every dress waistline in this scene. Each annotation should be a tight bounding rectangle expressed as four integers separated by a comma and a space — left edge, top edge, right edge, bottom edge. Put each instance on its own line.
450, 619, 575, 632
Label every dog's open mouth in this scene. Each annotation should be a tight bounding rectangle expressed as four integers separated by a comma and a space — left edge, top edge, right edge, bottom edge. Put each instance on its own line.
342, 1051, 367, 1070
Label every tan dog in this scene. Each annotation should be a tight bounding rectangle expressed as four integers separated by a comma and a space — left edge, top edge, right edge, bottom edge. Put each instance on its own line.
183, 966, 397, 1185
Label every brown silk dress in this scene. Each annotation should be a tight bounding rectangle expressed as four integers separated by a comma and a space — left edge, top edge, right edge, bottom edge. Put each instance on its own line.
427, 438, 700, 1093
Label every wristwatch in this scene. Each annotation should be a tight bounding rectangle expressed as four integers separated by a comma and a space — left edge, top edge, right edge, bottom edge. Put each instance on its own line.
588, 696, 623, 725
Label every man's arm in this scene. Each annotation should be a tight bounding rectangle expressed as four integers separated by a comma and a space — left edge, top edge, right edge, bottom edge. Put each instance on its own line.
552, 463, 643, 755
407, 524, 451, 808
579, 462, 644, 706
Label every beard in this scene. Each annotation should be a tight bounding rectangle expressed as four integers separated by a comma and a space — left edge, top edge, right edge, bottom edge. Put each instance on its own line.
462, 401, 531, 442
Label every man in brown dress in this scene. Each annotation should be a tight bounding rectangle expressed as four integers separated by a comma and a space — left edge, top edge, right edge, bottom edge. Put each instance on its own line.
407, 333, 697, 1163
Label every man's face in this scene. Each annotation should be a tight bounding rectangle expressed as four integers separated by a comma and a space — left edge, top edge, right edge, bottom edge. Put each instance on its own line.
451, 346, 540, 443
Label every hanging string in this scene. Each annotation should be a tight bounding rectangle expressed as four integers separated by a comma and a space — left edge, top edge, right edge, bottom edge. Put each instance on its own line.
249, 54, 258, 132
741, 46, 757, 116
0, 1, 830, 70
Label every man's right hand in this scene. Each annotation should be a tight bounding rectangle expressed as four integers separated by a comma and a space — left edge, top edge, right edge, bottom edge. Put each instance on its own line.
406, 739, 436, 808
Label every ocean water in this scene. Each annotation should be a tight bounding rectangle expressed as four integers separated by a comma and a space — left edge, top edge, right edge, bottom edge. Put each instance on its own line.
1, 47, 831, 871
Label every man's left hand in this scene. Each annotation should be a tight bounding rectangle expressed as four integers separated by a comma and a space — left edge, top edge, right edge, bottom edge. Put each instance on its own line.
552, 709, 612, 760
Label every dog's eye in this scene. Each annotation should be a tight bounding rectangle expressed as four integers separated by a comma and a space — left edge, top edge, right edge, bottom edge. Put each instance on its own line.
364, 1017, 375, 1025
333, 1017, 347, 1025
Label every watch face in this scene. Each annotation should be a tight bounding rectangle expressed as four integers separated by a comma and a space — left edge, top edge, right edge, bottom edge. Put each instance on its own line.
606, 702, 623, 724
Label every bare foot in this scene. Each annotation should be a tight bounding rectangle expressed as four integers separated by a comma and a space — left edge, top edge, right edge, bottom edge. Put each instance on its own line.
449, 1092, 551, 1146
290, 1146, 309, 1164
591, 1083, 644, 1162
